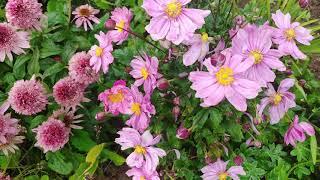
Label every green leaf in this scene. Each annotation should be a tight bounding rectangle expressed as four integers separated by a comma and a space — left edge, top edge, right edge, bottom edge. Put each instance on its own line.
28, 48, 40, 75
208, 108, 222, 129
40, 175, 49, 180
290, 143, 309, 162
13, 54, 30, 79
101, 149, 126, 166
29, 115, 47, 129
300, 39, 320, 54
86, 144, 105, 164
94, 0, 111, 9
46, 152, 73, 175
71, 130, 96, 152
43, 63, 65, 79
310, 135, 317, 165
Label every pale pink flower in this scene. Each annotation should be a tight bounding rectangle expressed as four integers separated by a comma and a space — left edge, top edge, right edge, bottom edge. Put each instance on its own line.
115, 128, 166, 172
0, 23, 30, 62
0, 114, 19, 144
0, 135, 24, 156
72, 4, 100, 31
89, 32, 114, 74
189, 51, 261, 111
201, 159, 246, 180
284, 115, 315, 147
258, 78, 296, 124
182, 33, 210, 66
272, 10, 313, 59
142, 0, 210, 45
108, 7, 133, 45
126, 164, 160, 180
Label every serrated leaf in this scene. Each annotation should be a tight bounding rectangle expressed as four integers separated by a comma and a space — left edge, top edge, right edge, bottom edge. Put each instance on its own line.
310, 135, 317, 165
86, 143, 105, 164
28, 48, 40, 75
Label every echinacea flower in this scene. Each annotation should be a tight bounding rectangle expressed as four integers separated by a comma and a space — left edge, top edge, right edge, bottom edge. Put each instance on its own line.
68, 51, 99, 85
284, 115, 315, 146
232, 24, 285, 87
115, 128, 166, 171
130, 54, 159, 93
201, 159, 246, 180
89, 32, 114, 74
271, 10, 313, 59
183, 33, 210, 66
258, 78, 296, 124
72, 4, 100, 31
108, 7, 133, 45
126, 164, 160, 180
8, 78, 48, 115
33, 118, 70, 153
142, 0, 210, 45
51, 108, 84, 130
0, 23, 30, 62
126, 86, 156, 133
5, 0, 43, 30
189, 51, 261, 111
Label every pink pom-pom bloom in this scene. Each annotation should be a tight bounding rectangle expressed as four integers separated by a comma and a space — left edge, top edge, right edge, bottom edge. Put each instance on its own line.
72, 4, 100, 31
89, 32, 114, 74
232, 24, 285, 87
0, 171, 11, 180
98, 80, 133, 115
130, 54, 159, 94
33, 118, 70, 153
189, 51, 261, 111
142, 0, 210, 45
271, 10, 313, 59
284, 115, 315, 147
8, 79, 48, 115
126, 164, 160, 180
258, 78, 296, 124
126, 86, 156, 133
108, 7, 133, 45
201, 159, 246, 180
0, 23, 30, 62
115, 128, 166, 172
183, 33, 210, 66
5, 0, 43, 30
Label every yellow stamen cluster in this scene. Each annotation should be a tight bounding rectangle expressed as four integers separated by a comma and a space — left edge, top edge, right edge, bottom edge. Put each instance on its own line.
165, 1, 182, 18
131, 103, 141, 115
108, 91, 124, 103
218, 172, 229, 180
273, 93, 282, 105
116, 20, 125, 32
95, 47, 103, 57
250, 50, 263, 64
141, 68, 149, 80
285, 28, 296, 41
201, 32, 209, 42
134, 145, 146, 154
216, 67, 234, 86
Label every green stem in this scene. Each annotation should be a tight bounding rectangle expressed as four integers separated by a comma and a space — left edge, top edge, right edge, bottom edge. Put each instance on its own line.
288, 160, 320, 175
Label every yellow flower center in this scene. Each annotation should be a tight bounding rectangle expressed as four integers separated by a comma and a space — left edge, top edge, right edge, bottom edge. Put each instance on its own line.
116, 20, 125, 32
131, 103, 141, 115
273, 93, 282, 105
79, 8, 90, 17
285, 28, 296, 41
250, 50, 263, 64
201, 32, 209, 42
108, 91, 124, 103
140, 176, 146, 180
165, 1, 182, 18
219, 172, 229, 180
95, 47, 103, 57
141, 68, 149, 80
134, 145, 146, 154
216, 67, 234, 86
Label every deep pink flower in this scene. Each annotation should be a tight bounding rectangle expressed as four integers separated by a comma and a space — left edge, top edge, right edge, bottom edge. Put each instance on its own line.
182, 33, 210, 66
156, 78, 169, 91
176, 124, 190, 139
126, 86, 156, 133
258, 78, 296, 124
5, 0, 43, 30
201, 159, 246, 180
89, 32, 114, 74
72, 4, 100, 31
0, 171, 11, 180
115, 128, 166, 172
142, 0, 210, 45
189, 51, 261, 111
0, 23, 30, 62
126, 164, 160, 180
272, 10, 313, 59
130, 54, 159, 94
107, 7, 133, 45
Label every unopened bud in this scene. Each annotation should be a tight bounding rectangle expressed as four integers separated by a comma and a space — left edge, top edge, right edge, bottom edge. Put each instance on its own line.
172, 106, 180, 120
233, 155, 244, 166
284, 69, 293, 76
53, 56, 61, 62
157, 78, 169, 91
234, 15, 245, 26
173, 97, 180, 106
105, 19, 116, 30
95, 112, 107, 121
298, 79, 306, 87
299, 0, 309, 8
176, 125, 190, 139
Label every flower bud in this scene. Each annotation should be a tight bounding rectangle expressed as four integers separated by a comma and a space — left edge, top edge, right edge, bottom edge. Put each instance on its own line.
233, 155, 244, 166
284, 69, 293, 76
157, 78, 169, 91
172, 106, 180, 120
53, 56, 61, 62
176, 125, 190, 139
95, 112, 107, 121
253, 140, 262, 148
234, 15, 245, 26
298, 79, 306, 87
210, 53, 225, 66
299, 0, 309, 8
173, 97, 180, 106
242, 123, 251, 132
105, 19, 116, 30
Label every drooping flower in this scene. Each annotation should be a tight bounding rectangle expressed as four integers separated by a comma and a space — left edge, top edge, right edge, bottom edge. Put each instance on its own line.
189, 51, 261, 111
51, 108, 84, 130
182, 33, 210, 66
68, 51, 99, 85
201, 159, 246, 180
271, 10, 313, 59
8, 79, 48, 115
258, 78, 296, 124
126, 164, 160, 180
107, 7, 133, 45
0, 23, 30, 62
33, 118, 70, 153
115, 128, 166, 171
98, 80, 133, 115
89, 32, 114, 74
72, 4, 100, 31
5, 0, 43, 30
142, 0, 211, 45
232, 24, 285, 87
284, 115, 315, 147
130, 54, 159, 94
126, 86, 156, 133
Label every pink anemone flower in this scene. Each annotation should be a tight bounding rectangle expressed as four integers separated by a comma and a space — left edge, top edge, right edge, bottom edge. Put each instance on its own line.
182, 33, 210, 66
72, 4, 100, 31
126, 164, 160, 180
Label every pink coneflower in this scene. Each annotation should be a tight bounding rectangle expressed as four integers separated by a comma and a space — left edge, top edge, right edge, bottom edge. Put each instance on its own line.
189, 51, 261, 111
8, 79, 48, 115
51, 108, 84, 130
126, 86, 156, 133
89, 32, 114, 74
130, 54, 159, 94
0, 23, 30, 62
5, 0, 43, 30
284, 115, 315, 147
33, 118, 70, 153
201, 159, 246, 180
142, 0, 210, 45
0, 135, 24, 156
126, 164, 160, 180
183, 33, 210, 66
72, 4, 100, 31
232, 24, 285, 87
68, 51, 99, 85
271, 10, 313, 59
258, 78, 296, 124
107, 7, 133, 45
115, 128, 166, 172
